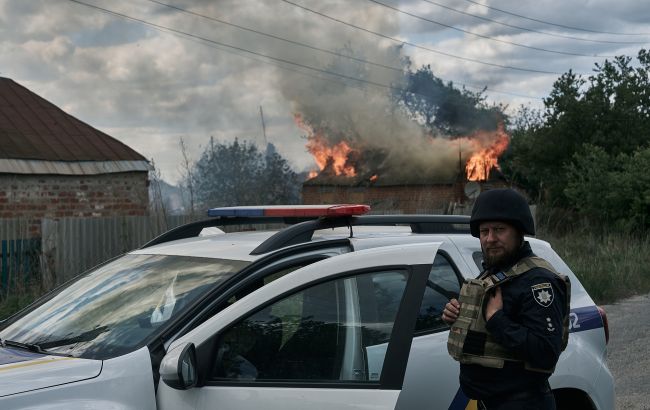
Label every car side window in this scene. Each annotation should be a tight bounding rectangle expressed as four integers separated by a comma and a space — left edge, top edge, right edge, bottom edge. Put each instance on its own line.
414, 253, 462, 334
225, 264, 307, 306
472, 251, 484, 272
211, 269, 409, 383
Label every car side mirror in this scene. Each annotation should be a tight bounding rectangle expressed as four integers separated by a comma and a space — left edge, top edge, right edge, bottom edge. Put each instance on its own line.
160, 343, 198, 390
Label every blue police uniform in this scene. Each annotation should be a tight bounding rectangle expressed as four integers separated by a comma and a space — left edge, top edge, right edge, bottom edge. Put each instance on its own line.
460, 241, 568, 410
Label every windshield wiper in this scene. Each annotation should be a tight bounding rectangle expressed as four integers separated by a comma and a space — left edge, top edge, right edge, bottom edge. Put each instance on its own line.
36, 326, 109, 350
1, 337, 50, 355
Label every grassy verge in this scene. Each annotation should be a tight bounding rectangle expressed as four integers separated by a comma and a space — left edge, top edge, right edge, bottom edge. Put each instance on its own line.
0, 281, 47, 320
539, 230, 650, 305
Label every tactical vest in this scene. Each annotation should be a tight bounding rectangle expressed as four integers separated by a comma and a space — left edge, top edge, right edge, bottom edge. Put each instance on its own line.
447, 256, 571, 373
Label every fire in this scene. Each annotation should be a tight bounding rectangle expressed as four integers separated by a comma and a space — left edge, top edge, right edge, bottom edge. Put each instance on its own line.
464, 123, 510, 181
306, 136, 357, 177
296, 111, 510, 182
296, 113, 359, 178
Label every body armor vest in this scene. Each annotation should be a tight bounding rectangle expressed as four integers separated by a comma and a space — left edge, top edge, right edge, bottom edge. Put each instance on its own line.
447, 256, 571, 373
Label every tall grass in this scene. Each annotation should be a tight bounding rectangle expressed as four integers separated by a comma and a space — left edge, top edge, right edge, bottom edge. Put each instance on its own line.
539, 230, 650, 304
0, 282, 44, 320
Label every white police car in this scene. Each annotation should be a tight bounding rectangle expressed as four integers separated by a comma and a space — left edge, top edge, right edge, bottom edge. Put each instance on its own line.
0, 205, 614, 409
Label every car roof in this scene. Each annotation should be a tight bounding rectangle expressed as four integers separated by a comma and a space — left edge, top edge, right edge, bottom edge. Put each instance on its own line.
130, 230, 278, 261
131, 220, 589, 302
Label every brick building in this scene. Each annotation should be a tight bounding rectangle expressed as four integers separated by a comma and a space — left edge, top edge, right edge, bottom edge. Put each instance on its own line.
0, 77, 151, 237
302, 174, 510, 214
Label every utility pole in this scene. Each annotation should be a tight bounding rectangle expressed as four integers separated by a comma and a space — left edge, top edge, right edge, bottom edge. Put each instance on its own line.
259, 106, 268, 145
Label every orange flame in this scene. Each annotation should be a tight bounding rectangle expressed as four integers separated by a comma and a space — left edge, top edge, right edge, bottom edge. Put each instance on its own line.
464, 123, 510, 181
296, 113, 358, 178
296, 112, 510, 182
306, 137, 357, 177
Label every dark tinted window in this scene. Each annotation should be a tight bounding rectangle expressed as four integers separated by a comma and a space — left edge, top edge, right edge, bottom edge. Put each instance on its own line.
414, 253, 461, 334
211, 270, 408, 383
472, 251, 484, 271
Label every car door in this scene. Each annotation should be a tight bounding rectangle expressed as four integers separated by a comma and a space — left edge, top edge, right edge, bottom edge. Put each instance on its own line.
396, 241, 473, 410
157, 242, 440, 410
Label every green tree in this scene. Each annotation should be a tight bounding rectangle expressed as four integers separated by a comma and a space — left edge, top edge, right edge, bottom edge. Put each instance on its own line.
397, 65, 504, 136
192, 138, 300, 208
564, 145, 650, 230
506, 49, 650, 208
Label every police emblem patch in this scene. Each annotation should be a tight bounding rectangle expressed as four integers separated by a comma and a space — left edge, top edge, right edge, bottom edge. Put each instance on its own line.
531, 283, 554, 307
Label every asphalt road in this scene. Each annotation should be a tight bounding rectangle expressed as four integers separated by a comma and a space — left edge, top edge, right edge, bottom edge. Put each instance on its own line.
603, 292, 650, 410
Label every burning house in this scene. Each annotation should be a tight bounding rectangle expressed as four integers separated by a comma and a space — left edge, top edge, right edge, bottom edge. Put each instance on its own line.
272, 29, 513, 213
300, 117, 512, 214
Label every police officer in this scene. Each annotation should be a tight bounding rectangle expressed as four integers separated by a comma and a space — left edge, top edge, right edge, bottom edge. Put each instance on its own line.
442, 188, 570, 410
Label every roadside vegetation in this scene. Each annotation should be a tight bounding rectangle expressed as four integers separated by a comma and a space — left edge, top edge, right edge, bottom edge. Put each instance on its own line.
0, 283, 42, 320
539, 228, 650, 305
503, 49, 650, 304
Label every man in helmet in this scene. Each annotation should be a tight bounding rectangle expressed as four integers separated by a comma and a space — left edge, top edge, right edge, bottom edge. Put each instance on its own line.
442, 188, 570, 410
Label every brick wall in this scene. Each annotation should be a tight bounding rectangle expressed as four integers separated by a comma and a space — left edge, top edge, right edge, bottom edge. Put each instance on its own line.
302, 183, 465, 213
0, 172, 149, 236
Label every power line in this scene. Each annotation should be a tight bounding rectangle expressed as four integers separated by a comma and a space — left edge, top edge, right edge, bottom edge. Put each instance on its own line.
66, 1, 396, 90
461, 0, 650, 36
67, 0, 544, 101
142, 0, 542, 99
368, 0, 618, 57
420, 0, 646, 45
143, 0, 404, 74
279, 0, 563, 75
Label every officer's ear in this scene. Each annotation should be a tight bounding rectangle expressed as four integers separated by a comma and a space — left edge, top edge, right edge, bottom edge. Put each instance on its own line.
516, 230, 525, 246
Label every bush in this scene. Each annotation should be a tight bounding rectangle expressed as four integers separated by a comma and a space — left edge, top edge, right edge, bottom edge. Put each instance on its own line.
564, 145, 650, 231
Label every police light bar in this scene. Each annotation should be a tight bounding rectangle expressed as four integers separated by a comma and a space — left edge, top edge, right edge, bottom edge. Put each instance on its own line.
207, 204, 371, 218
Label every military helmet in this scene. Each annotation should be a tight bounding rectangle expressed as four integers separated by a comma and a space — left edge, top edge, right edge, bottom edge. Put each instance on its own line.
469, 188, 535, 238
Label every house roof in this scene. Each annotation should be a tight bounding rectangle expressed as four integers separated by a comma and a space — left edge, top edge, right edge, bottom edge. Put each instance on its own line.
0, 77, 148, 166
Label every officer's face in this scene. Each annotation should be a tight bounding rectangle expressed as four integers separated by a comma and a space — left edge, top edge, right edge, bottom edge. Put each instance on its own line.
479, 221, 521, 267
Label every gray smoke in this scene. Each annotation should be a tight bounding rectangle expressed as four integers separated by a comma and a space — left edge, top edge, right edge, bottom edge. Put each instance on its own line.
261, 3, 478, 183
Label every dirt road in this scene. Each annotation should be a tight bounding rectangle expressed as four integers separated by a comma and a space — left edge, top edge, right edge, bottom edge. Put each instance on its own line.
604, 292, 650, 410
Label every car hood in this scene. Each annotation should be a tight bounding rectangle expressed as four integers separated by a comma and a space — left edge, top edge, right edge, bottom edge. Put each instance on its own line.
0, 346, 102, 397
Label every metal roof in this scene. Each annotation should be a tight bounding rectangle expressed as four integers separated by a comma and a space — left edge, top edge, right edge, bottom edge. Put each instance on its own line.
0, 77, 148, 169
0, 159, 150, 175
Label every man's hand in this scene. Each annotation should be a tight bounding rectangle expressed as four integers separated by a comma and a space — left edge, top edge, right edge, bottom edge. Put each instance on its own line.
442, 298, 461, 324
485, 287, 503, 321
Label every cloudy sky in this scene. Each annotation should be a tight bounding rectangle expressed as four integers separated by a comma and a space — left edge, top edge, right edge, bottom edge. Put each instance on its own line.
1, 0, 648, 184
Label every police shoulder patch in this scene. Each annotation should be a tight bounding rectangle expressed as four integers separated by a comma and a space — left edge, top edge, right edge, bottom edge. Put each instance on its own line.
531, 282, 554, 307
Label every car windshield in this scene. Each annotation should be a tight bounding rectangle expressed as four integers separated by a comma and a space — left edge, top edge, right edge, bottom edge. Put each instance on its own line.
0, 254, 249, 360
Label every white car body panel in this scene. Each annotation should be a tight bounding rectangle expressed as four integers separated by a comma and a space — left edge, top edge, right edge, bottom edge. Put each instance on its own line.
551, 327, 614, 410
395, 332, 460, 410
0, 351, 101, 397
0, 346, 156, 410
131, 231, 277, 261
158, 386, 401, 410
158, 243, 440, 410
